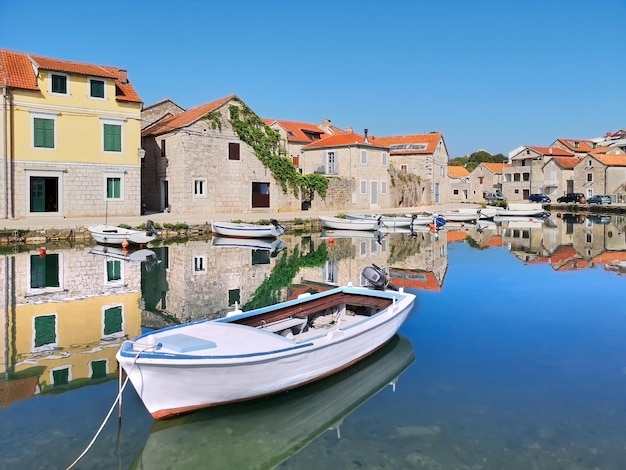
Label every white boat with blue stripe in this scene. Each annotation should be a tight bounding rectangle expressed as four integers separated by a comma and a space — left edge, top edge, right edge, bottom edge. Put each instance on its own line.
211, 219, 285, 238
116, 265, 415, 420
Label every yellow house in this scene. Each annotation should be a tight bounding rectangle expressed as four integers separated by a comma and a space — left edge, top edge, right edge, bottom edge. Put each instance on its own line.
0, 49, 143, 219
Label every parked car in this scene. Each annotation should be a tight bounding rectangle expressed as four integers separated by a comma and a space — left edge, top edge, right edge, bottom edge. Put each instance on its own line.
557, 193, 585, 203
587, 195, 611, 205
529, 194, 551, 203
485, 191, 506, 202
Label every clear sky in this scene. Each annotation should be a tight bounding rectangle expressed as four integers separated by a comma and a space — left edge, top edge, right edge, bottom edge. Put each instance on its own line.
2, 0, 624, 158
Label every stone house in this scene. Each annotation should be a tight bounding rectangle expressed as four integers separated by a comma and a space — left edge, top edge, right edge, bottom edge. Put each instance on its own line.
373, 132, 449, 205
0, 49, 143, 220
140, 95, 301, 216
542, 156, 581, 199
573, 152, 626, 202
550, 138, 599, 157
447, 165, 471, 203
504, 146, 573, 201
469, 162, 508, 201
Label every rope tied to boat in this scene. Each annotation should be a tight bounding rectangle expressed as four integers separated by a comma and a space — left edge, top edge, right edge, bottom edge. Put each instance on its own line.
65, 340, 157, 470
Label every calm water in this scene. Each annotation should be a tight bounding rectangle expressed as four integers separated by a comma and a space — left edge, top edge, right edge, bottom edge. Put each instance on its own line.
1, 213, 626, 469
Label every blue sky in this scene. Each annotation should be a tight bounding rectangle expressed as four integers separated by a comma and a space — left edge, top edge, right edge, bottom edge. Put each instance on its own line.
2, 0, 624, 158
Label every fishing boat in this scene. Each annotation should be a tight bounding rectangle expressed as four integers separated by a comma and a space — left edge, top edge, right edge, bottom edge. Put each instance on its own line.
211, 236, 286, 256
345, 213, 414, 228
318, 215, 381, 231
131, 334, 414, 469
495, 203, 547, 217
116, 265, 416, 420
412, 213, 447, 229
87, 220, 158, 246
211, 219, 284, 238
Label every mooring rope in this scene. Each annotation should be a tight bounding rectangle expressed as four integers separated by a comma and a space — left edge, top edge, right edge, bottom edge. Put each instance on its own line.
65, 341, 155, 470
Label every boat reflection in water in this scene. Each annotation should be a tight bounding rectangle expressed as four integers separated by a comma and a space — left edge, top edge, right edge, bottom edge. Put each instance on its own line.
131, 334, 415, 470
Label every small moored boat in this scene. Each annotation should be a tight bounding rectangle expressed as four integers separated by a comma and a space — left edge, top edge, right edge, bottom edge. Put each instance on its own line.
318, 215, 381, 231
211, 236, 286, 256
495, 203, 547, 217
116, 265, 416, 420
87, 220, 158, 246
211, 219, 284, 238
345, 213, 414, 228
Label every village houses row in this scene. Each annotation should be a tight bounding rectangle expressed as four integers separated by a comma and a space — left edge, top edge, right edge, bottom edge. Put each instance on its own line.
1, 49, 625, 221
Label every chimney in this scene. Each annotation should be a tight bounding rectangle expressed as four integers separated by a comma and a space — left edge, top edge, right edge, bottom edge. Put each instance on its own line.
364, 128, 369, 143
346, 126, 353, 133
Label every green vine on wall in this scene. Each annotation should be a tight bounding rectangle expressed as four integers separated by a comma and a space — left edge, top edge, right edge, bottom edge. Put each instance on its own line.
204, 111, 222, 131
227, 99, 328, 198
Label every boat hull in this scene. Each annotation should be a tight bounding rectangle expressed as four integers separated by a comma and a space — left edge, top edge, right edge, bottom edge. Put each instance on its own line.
117, 286, 415, 419
211, 221, 284, 238
87, 225, 157, 245
345, 214, 413, 228
318, 216, 380, 231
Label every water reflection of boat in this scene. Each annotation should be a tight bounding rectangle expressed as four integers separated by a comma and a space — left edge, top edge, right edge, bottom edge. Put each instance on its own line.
211, 236, 286, 254
89, 244, 158, 262
131, 334, 415, 470
319, 229, 385, 240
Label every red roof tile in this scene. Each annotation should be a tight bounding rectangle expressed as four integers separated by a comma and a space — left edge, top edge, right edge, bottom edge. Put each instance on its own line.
303, 130, 388, 150
263, 118, 344, 143
142, 95, 235, 137
448, 166, 470, 178
480, 162, 508, 173
372, 132, 442, 154
528, 146, 574, 157
549, 156, 581, 169
388, 268, 441, 291
589, 154, 626, 167
0, 49, 141, 103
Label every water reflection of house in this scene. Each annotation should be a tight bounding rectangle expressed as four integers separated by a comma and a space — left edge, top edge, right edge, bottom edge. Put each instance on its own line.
388, 268, 442, 292
0, 247, 143, 403
501, 220, 545, 263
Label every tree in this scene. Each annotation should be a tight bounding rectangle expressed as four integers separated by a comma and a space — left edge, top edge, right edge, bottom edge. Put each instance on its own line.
449, 151, 507, 172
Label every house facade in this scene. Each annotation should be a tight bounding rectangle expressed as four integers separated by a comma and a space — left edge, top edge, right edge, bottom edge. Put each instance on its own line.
140, 95, 301, 215
447, 165, 471, 203
0, 49, 143, 219
573, 152, 626, 201
469, 162, 507, 202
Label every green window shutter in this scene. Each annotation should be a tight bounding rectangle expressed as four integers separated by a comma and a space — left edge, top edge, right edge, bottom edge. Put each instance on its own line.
51, 74, 67, 94
34, 314, 56, 347
107, 260, 121, 280
104, 124, 121, 152
90, 80, 105, 98
53, 368, 69, 386
91, 360, 107, 379
104, 306, 123, 335
34, 118, 54, 148
107, 178, 121, 199
30, 254, 59, 288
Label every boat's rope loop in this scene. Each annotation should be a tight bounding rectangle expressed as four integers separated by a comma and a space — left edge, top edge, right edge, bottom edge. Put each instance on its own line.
65, 341, 155, 470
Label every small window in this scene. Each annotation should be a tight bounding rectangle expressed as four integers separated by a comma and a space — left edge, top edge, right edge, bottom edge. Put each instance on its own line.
91, 360, 107, 380
401, 165, 407, 172
478, 177, 484, 184
360, 180, 367, 194
34, 117, 55, 148
51, 73, 67, 94
194, 179, 206, 197
523, 173, 530, 181
34, 314, 57, 348
104, 306, 123, 336
107, 260, 122, 281
31, 254, 59, 288
381, 152, 388, 166
104, 124, 122, 152
381, 181, 387, 194
107, 177, 122, 199
90, 79, 105, 98
194, 256, 207, 273
587, 173, 593, 182
160, 139, 166, 158
229, 142, 240, 160
52, 368, 70, 387
228, 288, 241, 306
360, 150, 367, 164
453, 189, 459, 195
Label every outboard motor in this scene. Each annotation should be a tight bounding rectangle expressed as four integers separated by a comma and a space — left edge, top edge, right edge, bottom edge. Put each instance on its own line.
270, 218, 283, 229
145, 219, 157, 235
362, 264, 398, 291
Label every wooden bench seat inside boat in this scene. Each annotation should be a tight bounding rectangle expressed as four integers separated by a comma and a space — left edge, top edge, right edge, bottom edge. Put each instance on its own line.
234, 292, 393, 329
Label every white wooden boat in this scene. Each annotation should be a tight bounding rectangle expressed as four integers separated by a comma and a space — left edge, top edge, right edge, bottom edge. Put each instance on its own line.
131, 334, 414, 469
211, 236, 286, 252
345, 213, 414, 228
87, 220, 158, 246
495, 203, 547, 217
89, 244, 158, 263
439, 210, 480, 222
116, 265, 415, 420
318, 215, 381, 231
211, 219, 284, 238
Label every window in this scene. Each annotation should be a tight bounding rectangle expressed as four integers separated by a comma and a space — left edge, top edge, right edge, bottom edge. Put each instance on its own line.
91, 360, 107, 380
51, 73, 68, 94
52, 367, 70, 387
106, 177, 122, 199
160, 139, 166, 158
360, 150, 367, 164
401, 165, 407, 172
194, 179, 206, 197
34, 314, 57, 348
478, 177, 484, 184
229, 142, 240, 160
103, 306, 123, 336
514, 173, 520, 182
523, 173, 530, 181
587, 173, 593, 182
325, 151, 337, 174
381, 152, 388, 166
252, 182, 270, 208
360, 180, 367, 194
34, 117, 55, 148
381, 181, 387, 194
107, 260, 122, 282
454, 189, 459, 195
30, 254, 60, 289
228, 288, 241, 306
103, 123, 122, 152
194, 256, 207, 273
89, 79, 105, 98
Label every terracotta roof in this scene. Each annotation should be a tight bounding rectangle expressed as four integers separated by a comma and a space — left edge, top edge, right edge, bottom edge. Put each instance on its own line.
528, 146, 574, 157
388, 268, 441, 291
446, 230, 469, 242
303, 130, 388, 150
482, 236, 504, 247
549, 156, 581, 169
142, 95, 235, 137
263, 118, 344, 143
480, 162, 508, 173
593, 251, 626, 264
448, 166, 470, 178
372, 132, 442, 154
553, 138, 595, 152
589, 154, 626, 167
0, 49, 141, 103
0, 376, 39, 407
